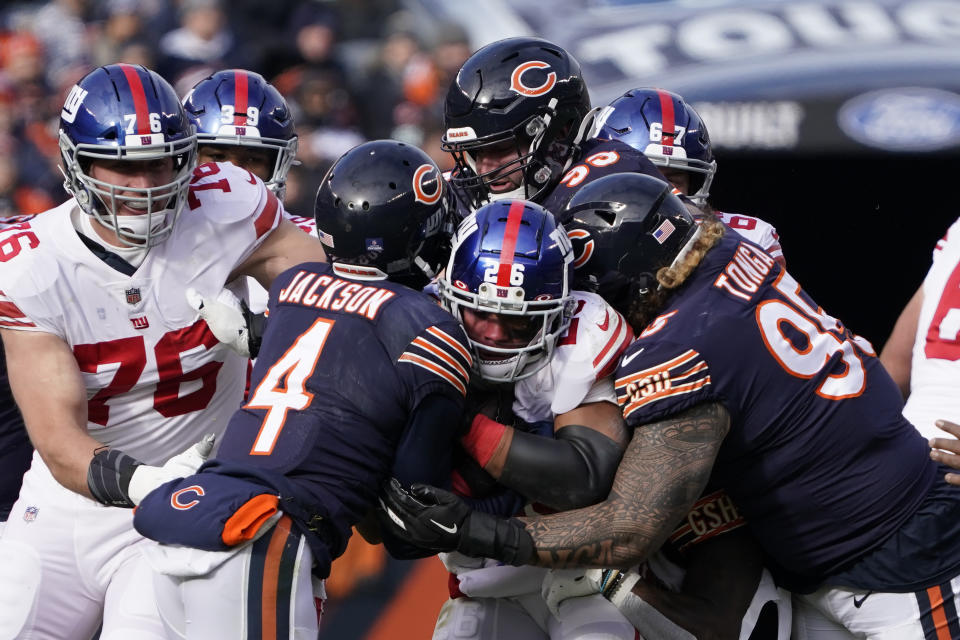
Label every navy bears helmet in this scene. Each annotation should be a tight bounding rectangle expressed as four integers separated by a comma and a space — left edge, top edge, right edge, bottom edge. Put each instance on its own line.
314, 140, 450, 290
560, 172, 699, 312
442, 37, 591, 210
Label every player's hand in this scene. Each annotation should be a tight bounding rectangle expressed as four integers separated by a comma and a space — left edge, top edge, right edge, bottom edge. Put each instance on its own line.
186, 287, 252, 358
127, 434, 217, 505
930, 420, 960, 485
461, 383, 514, 432
379, 478, 535, 565
378, 478, 469, 552
541, 569, 620, 616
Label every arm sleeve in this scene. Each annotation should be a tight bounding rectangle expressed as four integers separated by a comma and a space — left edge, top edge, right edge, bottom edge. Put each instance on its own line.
381, 391, 463, 559
499, 424, 624, 511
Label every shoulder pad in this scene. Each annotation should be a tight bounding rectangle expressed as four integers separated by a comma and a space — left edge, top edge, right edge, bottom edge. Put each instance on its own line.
188, 162, 276, 226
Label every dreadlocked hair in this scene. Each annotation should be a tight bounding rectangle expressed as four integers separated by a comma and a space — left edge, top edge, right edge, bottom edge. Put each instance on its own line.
623, 212, 725, 333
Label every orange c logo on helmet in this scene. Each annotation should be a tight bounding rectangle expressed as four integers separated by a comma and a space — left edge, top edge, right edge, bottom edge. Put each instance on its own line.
510, 61, 557, 97
170, 485, 205, 510
567, 228, 595, 269
413, 164, 442, 205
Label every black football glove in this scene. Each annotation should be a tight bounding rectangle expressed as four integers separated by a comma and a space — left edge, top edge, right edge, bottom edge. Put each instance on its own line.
378, 478, 535, 565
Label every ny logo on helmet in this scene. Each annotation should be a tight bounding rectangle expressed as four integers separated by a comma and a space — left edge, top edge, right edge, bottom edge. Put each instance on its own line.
413, 164, 442, 205
510, 61, 556, 97
61, 85, 88, 124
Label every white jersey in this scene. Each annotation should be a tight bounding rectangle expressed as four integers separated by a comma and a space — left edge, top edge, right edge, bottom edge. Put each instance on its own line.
514, 290, 632, 424
716, 210, 785, 266
231, 211, 316, 314
903, 217, 960, 437
0, 162, 283, 464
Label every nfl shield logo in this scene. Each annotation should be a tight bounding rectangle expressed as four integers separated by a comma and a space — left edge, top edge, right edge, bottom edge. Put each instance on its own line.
125, 287, 141, 305
23, 505, 38, 522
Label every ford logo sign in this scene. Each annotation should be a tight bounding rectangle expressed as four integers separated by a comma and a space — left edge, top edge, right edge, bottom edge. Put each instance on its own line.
838, 88, 960, 152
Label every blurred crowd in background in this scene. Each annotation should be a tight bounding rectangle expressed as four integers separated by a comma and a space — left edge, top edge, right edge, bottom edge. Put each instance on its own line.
0, 0, 473, 218
0, 0, 475, 621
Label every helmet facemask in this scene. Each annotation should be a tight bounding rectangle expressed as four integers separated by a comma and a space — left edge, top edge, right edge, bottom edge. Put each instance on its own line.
60, 131, 196, 248
444, 98, 582, 210
195, 131, 298, 200
438, 277, 574, 383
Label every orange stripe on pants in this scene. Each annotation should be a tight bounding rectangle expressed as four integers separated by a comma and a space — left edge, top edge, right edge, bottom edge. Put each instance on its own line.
261, 515, 293, 640
927, 585, 952, 640
365, 557, 449, 640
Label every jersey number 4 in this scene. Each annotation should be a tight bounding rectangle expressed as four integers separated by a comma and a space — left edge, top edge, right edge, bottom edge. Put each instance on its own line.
245, 317, 334, 455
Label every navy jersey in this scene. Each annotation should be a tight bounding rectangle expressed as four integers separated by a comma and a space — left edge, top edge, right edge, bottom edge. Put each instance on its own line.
614, 231, 939, 588
446, 139, 665, 220
540, 138, 667, 214
0, 341, 30, 521
216, 262, 471, 560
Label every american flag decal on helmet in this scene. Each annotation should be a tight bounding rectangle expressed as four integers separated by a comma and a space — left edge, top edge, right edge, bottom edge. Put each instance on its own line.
398, 326, 472, 396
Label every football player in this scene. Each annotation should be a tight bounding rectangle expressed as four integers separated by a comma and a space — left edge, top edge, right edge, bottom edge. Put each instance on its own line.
441, 40, 783, 270
380, 172, 960, 639
430, 198, 637, 639
0, 215, 39, 536
0, 64, 327, 639
585, 87, 784, 266
181, 69, 314, 336
441, 37, 660, 217
131, 140, 470, 639
881, 217, 960, 432
439, 37, 789, 639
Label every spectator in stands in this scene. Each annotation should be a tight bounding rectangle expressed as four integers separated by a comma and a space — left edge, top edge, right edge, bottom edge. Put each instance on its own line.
157, 0, 249, 83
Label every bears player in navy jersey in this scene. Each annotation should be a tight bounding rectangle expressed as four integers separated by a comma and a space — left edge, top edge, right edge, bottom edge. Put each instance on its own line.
440, 37, 666, 221
132, 140, 471, 639
440, 39, 784, 273
380, 172, 960, 638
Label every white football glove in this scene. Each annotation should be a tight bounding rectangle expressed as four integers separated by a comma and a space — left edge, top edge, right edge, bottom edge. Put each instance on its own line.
186, 287, 251, 357
127, 433, 216, 505
542, 569, 606, 617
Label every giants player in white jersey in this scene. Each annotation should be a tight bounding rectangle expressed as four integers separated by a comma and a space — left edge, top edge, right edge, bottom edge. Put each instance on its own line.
585, 87, 785, 267
429, 199, 636, 639
0, 64, 326, 639
181, 68, 316, 322
882, 218, 960, 439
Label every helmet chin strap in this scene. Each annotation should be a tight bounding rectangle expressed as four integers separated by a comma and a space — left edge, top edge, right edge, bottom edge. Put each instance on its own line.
71, 207, 150, 266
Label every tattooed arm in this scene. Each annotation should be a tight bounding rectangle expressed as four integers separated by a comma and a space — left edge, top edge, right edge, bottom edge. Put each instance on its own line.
376, 401, 730, 567
522, 401, 731, 568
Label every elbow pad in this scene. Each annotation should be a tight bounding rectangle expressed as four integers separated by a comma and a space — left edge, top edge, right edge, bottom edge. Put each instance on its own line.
499, 425, 623, 511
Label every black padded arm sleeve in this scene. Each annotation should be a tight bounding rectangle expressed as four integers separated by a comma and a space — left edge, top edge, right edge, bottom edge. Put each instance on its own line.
381, 392, 461, 559
499, 424, 624, 511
